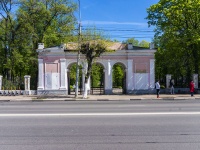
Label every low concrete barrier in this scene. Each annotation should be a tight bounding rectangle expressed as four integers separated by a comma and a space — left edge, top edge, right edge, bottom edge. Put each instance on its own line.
0, 90, 37, 96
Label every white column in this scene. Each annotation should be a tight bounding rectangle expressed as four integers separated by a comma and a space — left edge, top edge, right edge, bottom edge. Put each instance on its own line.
193, 74, 198, 88
24, 75, 31, 95
127, 59, 133, 92
37, 59, 44, 90
104, 60, 112, 94
88, 77, 91, 90
60, 59, 67, 90
150, 59, 155, 88
166, 74, 171, 88
0, 75, 2, 90
82, 68, 85, 92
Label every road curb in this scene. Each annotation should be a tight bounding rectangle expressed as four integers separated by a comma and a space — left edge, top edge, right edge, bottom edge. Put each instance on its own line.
0, 100, 10, 102
10, 100, 32, 102
97, 99, 109, 101
1, 95, 200, 102
130, 99, 141, 100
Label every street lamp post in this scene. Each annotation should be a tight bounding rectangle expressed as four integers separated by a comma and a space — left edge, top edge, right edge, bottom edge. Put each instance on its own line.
75, 0, 81, 98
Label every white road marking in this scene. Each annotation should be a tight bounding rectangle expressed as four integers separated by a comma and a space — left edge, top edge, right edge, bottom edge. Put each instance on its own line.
0, 112, 200, 117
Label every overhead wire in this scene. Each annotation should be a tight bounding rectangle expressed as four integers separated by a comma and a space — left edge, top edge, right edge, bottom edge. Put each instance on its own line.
72, 24, 155, 41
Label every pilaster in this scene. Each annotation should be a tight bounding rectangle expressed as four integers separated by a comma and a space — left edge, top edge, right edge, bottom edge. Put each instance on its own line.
193, 74, 198, 88
150, 59, 155, 88
166, 74, 171, 88
126, 59, 133, 92
0, 75, 2, 90
104, 60, 112, 94
37, 59, 44, 90
24, 75, 31, 95
59, 59, 67, 90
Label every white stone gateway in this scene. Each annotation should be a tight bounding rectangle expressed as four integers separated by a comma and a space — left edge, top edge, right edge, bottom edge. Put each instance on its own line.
166, 74, 172, 88
36, 42, 156, 95
24, 75, 31, 95
193, 74, 198, 88
0, 75, 2, 90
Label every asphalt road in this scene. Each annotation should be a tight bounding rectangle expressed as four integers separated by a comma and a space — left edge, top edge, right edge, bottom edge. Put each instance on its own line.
0, 100, 200, 150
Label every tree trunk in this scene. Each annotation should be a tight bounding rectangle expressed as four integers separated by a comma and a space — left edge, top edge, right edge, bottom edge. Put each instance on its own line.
83, 80, 89, 99
83, 62, 92, 99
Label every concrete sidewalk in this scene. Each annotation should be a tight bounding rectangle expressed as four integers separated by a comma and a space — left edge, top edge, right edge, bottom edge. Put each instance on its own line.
0, 94, 199, 102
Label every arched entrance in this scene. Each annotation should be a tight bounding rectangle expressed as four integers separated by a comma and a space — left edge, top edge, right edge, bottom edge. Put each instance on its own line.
90, 63, 104, 95
112, 63, 126, 94
67, 63, 82, 95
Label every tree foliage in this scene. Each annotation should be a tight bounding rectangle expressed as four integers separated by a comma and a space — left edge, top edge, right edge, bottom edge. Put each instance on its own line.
0, 0, 77, 89
91, 63, 104, 87
123, 37, 139, 46
112, 64, 124, 88
146, 0, 200, 85
123, 37, 150, 48
139, 40, 150, 48
80, 40, 107, 84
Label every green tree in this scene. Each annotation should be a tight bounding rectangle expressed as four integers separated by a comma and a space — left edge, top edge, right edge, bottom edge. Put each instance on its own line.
0, 0, 20, 80
146, 0, 200, 84
17, 0, 76, 49
80, 40, 107, 98
0, 0, 77, 89
123, 37, 139, 46
139, 40, 150, 48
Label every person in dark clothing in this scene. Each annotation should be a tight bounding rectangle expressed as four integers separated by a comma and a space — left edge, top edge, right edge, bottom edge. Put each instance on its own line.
170, 79, 174, 94
155, 80, 160, 98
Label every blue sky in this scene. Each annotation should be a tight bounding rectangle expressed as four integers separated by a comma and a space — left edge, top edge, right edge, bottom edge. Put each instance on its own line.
76, 0, 159, 43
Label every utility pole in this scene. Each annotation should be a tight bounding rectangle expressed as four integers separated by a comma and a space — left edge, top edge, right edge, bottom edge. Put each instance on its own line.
75, 0, 81, 98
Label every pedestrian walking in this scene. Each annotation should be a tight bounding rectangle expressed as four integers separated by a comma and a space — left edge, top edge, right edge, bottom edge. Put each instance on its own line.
189, 80, 195, 97
155, 80, 160, 98
170, 79, 175, 94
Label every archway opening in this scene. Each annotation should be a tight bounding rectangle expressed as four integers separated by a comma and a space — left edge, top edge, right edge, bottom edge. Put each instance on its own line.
90, 63, 104, 95
67, 63, 82, 95
112, 63, 126, 94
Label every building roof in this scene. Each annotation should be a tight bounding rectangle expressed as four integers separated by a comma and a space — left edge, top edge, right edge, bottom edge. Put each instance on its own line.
37, 42, 155, 52
66, 42, 152, 51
